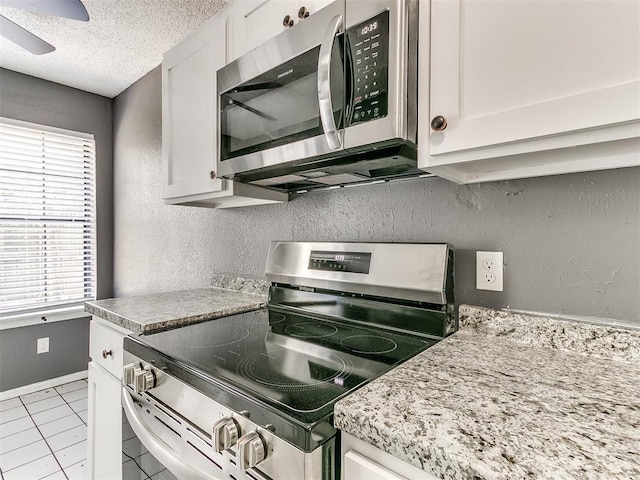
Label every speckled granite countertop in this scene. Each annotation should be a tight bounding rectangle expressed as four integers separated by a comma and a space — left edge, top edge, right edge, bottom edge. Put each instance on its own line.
85, 275, 269, 333
334, 305, 640, 480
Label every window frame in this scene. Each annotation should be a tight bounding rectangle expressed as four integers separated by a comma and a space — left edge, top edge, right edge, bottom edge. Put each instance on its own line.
0, 116, 97, 324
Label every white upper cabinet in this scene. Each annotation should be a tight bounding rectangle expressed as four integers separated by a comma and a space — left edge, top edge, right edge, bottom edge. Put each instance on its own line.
228, 0, 334, 60
419, 0, 640, 183
162, 6, 288, 207
163, 25, 223, 200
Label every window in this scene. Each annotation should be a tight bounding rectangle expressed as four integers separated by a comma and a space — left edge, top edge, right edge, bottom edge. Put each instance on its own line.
0, 117, 96, 317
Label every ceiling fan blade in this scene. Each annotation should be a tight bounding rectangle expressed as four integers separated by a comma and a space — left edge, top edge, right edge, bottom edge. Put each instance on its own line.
0, 0, 89, 21
0, 14, 55, 54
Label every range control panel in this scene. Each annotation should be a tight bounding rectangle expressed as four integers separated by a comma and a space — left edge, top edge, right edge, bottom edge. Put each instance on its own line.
346, 10, 389, 126
308, 251, 372, 274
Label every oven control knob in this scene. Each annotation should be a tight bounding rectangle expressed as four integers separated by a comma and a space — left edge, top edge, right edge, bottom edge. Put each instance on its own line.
212, 417, 239, 452
123, 363, 142, 387
237, 431, 266, 470
134, 368, 155, 393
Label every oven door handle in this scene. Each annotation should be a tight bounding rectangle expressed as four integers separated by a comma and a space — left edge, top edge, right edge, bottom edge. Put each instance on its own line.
317, 14, 343, 150
121, 387, 223, 480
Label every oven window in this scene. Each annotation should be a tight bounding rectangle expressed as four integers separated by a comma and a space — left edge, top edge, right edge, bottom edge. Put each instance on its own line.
220, 39, 344, 161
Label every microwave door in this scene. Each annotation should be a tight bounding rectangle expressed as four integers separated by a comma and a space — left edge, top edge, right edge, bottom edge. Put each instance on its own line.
217, 1, 347, 179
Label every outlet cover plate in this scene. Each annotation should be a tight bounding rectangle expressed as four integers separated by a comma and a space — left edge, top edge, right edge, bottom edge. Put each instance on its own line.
476, 251, 504, 291
37, 337, 49, 354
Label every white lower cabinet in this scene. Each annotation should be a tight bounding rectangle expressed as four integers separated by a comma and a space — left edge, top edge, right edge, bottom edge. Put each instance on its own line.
87, 318, 129, 480
341, 432, 440, 480
87, 362, 122, 480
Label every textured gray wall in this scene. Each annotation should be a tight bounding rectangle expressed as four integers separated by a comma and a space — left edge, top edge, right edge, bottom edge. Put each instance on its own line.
0, 68, 114, 300
0, 318, 90, 391
0, 69, 113, 390
113, 67, 640, 324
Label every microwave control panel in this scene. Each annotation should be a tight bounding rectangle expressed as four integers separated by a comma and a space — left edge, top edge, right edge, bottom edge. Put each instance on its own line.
346, 10, 389, 126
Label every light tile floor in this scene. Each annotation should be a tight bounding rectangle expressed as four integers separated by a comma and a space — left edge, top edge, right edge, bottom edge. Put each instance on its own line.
0, 379, 173, 480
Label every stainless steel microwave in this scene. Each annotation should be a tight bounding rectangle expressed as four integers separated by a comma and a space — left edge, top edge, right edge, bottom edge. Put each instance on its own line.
216, 0, 421, 193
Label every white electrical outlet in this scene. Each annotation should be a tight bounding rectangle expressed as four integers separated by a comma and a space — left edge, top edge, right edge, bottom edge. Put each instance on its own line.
476, 251, 504, 291
37, 337, 49, 354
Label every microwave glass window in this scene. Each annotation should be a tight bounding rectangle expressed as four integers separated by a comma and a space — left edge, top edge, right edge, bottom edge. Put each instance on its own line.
220, 40, 344, 162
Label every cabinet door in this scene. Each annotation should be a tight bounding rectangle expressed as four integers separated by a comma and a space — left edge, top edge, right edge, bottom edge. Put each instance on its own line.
428, 0, 640, 160
344, 451, 408, 480
300, 0, 334, 17
227, 0, 334, 61
87, 362, 122, 480
228, 0, 294, 60
162, 16, 228, 199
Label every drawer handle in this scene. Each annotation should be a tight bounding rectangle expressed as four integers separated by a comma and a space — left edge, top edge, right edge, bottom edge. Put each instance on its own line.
102, 349, 113, 359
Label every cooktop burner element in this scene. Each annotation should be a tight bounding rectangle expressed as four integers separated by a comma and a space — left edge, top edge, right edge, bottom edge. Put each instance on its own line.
285, 322, 339, 338
123, 241, 455, 480
237, 348, 352, 391
174, 324, 250, 348
340, 335, 398, 354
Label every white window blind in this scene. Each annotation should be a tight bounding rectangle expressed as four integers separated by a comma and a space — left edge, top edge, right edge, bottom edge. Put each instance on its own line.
0, 117, 96, 317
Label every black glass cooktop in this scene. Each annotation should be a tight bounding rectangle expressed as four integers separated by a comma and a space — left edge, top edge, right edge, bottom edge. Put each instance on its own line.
124, 308, 436, 450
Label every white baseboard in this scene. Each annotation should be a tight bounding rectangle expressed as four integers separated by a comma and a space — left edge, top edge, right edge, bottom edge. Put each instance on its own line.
0, 370, 88, 401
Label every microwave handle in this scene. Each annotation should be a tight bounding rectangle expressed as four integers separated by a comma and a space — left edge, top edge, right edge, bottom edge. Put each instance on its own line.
317, 14, 343, 150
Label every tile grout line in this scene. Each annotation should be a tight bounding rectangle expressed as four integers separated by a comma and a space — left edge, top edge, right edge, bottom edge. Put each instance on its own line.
56, 384, 88, 429
2, 380, 88, 479
54, 382, 91, 479
17, 395, 69, 480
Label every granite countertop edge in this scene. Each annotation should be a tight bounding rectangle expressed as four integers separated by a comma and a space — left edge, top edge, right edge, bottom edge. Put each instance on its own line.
334, 305, 640, 480
84, 275, 269, 334
84, 299, 267, 334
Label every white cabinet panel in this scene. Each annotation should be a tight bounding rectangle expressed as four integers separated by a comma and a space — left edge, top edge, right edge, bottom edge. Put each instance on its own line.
87, 361, 122, 480
421, 0, 640, 183
229, 0, 295, 60
162, 8, 288, 207
345, 451, 408, 480
341, 432, 441, 480
89, 319, 125, 378
162, 19, 226, 199
228, 0, 334, 60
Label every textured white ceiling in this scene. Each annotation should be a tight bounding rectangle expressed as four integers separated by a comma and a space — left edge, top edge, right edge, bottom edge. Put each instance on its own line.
0, 0, 228, 98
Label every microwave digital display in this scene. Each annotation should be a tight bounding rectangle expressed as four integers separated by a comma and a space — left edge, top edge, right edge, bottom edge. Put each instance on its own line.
346, 10, 389, 126
359, 21, 379, 37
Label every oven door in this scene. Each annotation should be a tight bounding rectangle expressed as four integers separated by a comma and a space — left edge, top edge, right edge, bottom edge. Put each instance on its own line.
217, 0, 346, 178
121, 385, 271, 480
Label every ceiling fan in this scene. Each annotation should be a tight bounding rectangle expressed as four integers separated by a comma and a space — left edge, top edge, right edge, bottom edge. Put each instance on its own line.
0, 0, 89, 55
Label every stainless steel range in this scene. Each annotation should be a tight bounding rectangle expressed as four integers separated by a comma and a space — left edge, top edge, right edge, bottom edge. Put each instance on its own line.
122, 242, 455, 480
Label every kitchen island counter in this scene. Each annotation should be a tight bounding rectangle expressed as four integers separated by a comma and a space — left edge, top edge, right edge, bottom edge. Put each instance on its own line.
335, 306, 640, 480
85, 275, 268, 333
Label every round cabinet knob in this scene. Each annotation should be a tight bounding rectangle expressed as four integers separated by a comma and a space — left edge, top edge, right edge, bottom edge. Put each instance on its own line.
134, 368, 155, 394
237, 431, 266, 471
102, 349, 113, 359
209, 170, 216, 180
282, 14, 294, 27
123, 363, 142, 386
430, 115, 448, 131
212, 417, 239, 453
298, 6, 309, 19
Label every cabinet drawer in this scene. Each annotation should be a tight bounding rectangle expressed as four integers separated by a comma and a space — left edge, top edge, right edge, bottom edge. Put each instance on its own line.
89, 320, 125, 379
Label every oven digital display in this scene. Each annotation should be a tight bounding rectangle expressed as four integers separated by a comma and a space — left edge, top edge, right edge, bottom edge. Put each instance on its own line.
308, 251, 372, 274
